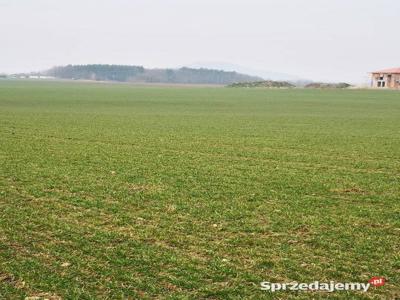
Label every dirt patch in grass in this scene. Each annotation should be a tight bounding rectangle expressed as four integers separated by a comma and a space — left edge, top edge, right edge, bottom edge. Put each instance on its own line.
0, 272, 25, 289
330, 187, 367, 195
125, 183, 163, 194
24, 293, 62, 300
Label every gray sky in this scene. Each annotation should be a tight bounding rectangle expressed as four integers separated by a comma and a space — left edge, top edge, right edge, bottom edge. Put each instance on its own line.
1, 0, 399, 83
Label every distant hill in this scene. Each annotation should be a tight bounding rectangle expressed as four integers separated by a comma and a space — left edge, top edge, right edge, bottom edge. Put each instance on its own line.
44, 65, 262, 85
188, 62, 310, 84
305, 82, 351, 89
228, 81, 295, 88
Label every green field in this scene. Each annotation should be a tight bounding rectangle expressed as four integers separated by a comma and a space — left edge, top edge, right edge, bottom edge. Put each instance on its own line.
0, 81, 399, 299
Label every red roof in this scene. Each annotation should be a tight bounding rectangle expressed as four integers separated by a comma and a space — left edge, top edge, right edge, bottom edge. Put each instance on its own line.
371, 67, 400, 74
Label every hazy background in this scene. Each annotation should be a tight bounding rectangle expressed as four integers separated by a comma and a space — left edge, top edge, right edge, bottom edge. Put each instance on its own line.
1, 0, 399, 83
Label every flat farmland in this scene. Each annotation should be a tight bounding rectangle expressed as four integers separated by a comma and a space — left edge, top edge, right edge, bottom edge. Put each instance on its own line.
0, 81, 399, 299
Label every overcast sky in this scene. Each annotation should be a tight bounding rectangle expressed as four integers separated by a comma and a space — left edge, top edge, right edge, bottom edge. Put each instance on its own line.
1, 0, 399, 83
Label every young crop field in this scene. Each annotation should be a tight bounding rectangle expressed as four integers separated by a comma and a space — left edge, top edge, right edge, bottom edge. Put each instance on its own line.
0, 81, 399, 299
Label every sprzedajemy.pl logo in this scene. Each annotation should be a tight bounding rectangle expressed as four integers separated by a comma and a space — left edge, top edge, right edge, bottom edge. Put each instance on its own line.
260, 277, 385, 293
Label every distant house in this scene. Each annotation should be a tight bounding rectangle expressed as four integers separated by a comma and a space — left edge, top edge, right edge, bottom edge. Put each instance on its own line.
371, 68, 400, 89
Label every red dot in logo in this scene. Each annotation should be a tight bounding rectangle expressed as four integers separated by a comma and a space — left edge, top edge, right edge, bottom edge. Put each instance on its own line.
369, 277, 385, 287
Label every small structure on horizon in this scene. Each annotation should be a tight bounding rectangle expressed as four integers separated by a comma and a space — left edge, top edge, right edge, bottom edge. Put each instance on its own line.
371, 67, 400, 89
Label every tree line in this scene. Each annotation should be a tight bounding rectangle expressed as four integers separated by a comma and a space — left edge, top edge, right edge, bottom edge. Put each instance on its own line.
45, 65, 262, 84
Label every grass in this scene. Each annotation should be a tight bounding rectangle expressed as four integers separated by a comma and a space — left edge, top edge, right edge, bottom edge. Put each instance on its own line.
0, 80, 399, 299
